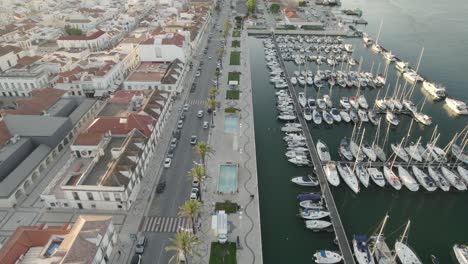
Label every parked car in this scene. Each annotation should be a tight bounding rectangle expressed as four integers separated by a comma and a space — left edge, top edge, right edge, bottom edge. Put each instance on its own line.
135, 236, 147, 254
164, 158, 172, 168
190, 188, 199, 200
190, 135, 198, 145
197, 110, 204, 118
183, 104, 189, 111
177, 120, 183, 129
180, 113, 185, 120
167, 147, 175, 158
192, 179, 200, 188
131, 254, 141, 264
170, 138, 178, 148
203, 121, 209, 129
195, 71, 201, 77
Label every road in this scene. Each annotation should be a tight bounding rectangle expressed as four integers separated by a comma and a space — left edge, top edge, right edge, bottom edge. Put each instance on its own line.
138, 3, 231, 264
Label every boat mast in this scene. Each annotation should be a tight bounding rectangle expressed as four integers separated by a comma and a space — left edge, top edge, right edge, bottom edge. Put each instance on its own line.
414, 47, 425, 73
371, 214, 390, 256
373, 118, 382, 148
375, 19, 383, 45
400, 220, 411, 243
353, 128, 366, 173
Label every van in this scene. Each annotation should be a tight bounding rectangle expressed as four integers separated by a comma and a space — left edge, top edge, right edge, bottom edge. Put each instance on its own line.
135, 236, 146, 254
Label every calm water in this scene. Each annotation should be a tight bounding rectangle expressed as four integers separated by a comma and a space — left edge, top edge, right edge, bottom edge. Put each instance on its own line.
250, 1, 468, 262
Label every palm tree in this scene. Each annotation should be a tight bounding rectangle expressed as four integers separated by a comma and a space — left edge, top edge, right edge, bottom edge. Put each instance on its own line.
187, 165, 206, 201
208, 87, 219, 99
165, 231, 199, 264
178, 200, 202, 234
206, 98, 217, 113
195, 142, 215, 170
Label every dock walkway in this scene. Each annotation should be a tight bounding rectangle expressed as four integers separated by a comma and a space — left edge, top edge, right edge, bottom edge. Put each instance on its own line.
272, 34, 356, 264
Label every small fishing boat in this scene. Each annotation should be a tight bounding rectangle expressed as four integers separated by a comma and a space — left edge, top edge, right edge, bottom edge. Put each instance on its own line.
313, 109, 323, 125
300, 209, 330, 220
340, 111, 351, 123
313, 250, 342, 264
306, 220, 332, 231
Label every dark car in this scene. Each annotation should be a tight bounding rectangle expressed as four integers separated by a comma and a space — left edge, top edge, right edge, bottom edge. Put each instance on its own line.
131, 254, 141, 264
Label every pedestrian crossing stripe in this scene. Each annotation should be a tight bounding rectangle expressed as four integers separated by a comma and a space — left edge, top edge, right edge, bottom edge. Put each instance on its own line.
140, 216, 191, 233
187, 99, 207, 105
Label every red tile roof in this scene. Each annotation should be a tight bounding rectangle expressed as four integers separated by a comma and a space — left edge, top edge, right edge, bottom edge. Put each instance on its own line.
73, 132, 104, 146
0, 224, 70, 264
87, 113, 155, 137
58, 29, 106, 41
109, 90, 146, 104
0, 88, 66, 116
0, 121, 12, 145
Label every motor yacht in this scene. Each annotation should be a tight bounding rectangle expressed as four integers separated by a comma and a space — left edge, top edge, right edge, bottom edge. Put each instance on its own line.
303, 107, 313, 122
322, 111, 334, 125
330, 108, 342, 122
340, 111, 351, 123
353, 235, 376, 264
368, 167, 386, 187
300, 209, 330, 220
306, 220, 332, 231
323, 162, 340, 186
313, 250, 342, 264
340, 97, 351, 109
317, 140, 331, 161
414, 112, 432, 126
422, 81, 447, 100
313, 109, 322, 125
291, 175, 319, 186
445, 98, 468, 115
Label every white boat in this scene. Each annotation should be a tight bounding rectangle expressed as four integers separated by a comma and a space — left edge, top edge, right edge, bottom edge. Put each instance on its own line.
404, 143, 423, 162
303, 107, 313, 122
330, 108, 342, 122
368, 110, 380, 126
357, 95, 369, 109
306, 220, 332, 231
358, 110, 368, 122
350, 139, 364, 161
323, 162, 340, 186
298, 92, 307, 108
383, 166, 402, 190
371, 43, 382, 53
291, 175, 319, 186
298, 76, 306, 86
397, 165, 419, 192
453, 244, 468, 264
355, 164, 370, 187
375, 99, 387, 110
323, 95, 333, 108
284, 123, 302, 128
413, 112, 432, 126
300, 200, 325, 210
367, 167, 386, 187
411, 166, 437, 192
395, 61, 409, 72
457, 166, 468, 185
416, 144, 432, 162
361, 142, 377, 161
281, 126, 302, 133
313, 109, 322, 125
373, 144, 387, 162
403, 99, 417, 113
340, 111, 351, 123
422, 81, 447, 100
441, 166, 467, 191
362, 34, 373, 45
291, 76, 298, 85
349, 96, 359, 109
314, 250, 342, 264
394, 221, 423, 264
278, 114, 296, 121
322, 111, 334, 125
336, 162, 360, 194
452, 144, 468, 165
317, 98, 327, 110
300, 209, 330, 220
317, 140, 331, 162
382, 51, 396, 61
391, 143, 409, 162
428, 166, 450, 192
340, 97, 351, 109
308, 98, 317, 109
285, 150, 308, 158
288, 156, 312, 166
340, 138, 354, 161
427, 144, 447, 162
386, 111, 400, 126
344, 44, 354, 52
353, 235, 376, 264
445, 98, 468, 115
403, 69, 423, 83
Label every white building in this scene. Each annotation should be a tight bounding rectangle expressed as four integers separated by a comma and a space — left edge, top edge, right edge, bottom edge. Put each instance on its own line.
57, 30, 110, 51
0, 45, 25, 72
139, 32, 190, 62
0, 64, 50, 97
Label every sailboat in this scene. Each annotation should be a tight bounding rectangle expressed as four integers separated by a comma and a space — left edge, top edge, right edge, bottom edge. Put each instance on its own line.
397, 165, 419, 192
362, 141, 377, 161
323, 162, 340, 186
457, 166, 468, 185
371, 20, 383, 53
369, 215, 396, 264
355, 163, 370, 187
411, 166, 437, 191
452, 143, 468, 165
340, 137, 354, 161
394, 221, 423, 264
403, 47, 424, 84
298, 92, 307, 108
367, 167, 386, 187
391, 140, 410, 162
336, 162, 360, 194
383, 166, 402, 190
373, 120, 388, 162
441, 166, 467, 191
428, 166, 450, 192
353, 235, 376, 264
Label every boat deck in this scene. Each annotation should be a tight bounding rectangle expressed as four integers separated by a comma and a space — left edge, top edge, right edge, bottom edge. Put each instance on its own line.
272, 33, 357, 264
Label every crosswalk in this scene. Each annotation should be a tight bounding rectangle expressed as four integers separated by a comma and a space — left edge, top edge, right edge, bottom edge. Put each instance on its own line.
187, 99, 207, 105
140, 216, 191, 233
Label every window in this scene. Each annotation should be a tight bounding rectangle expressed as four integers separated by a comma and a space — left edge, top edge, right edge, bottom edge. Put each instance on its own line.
117, 205, 123, 209
87, 192, 94, 201
103, 193, 110, 201
91, 204, 96, 208
114, 193, 122, 202
63, 203, 69, 207
50, 202, 56, 207
72, 192, 80, 200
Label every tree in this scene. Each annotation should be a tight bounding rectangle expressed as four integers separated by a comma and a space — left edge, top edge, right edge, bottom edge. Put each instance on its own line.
216, 47, 224, 58
206, 98, 217, 113
270, 3, 280, 14
223, 20, 231, 38
178, 200, 202, 234
208, 87, 219, 99
64, 25, 83, 36
247, 0, 256, 13
195, 142, 214, 171
165, 231, 199, 264
187, 165, 206, 201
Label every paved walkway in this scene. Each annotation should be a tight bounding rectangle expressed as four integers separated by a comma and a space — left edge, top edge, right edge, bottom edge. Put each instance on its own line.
194, 19, 263, 264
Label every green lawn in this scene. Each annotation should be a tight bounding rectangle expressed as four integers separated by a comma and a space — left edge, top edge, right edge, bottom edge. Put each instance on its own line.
231, 40, 241, 48
215, 200, 239, 213
232, 30, 241, 37
228, 72, 241, 84
209, 242, 237, 264
226, 90, 240, 100
225, 106, 240, 113
230, 51, 241, 65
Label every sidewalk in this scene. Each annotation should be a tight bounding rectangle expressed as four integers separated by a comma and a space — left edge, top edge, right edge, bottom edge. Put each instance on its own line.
194, 20, 263, 264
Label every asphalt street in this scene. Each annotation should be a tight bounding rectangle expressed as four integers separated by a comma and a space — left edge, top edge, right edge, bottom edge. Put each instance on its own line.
139, 5, 230, 264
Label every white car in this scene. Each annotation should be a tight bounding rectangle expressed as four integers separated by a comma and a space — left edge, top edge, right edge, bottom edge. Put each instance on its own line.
177, 120, 183, 129
195, 71, 201, 77
190, 188, 199, 200
203, 121, 209, 129
197, 110, 204, 118
183, 104, 189, 111
164, 158, 172, 168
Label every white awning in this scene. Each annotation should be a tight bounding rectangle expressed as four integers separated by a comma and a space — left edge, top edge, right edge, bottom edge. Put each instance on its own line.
228, 80, 239, 86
